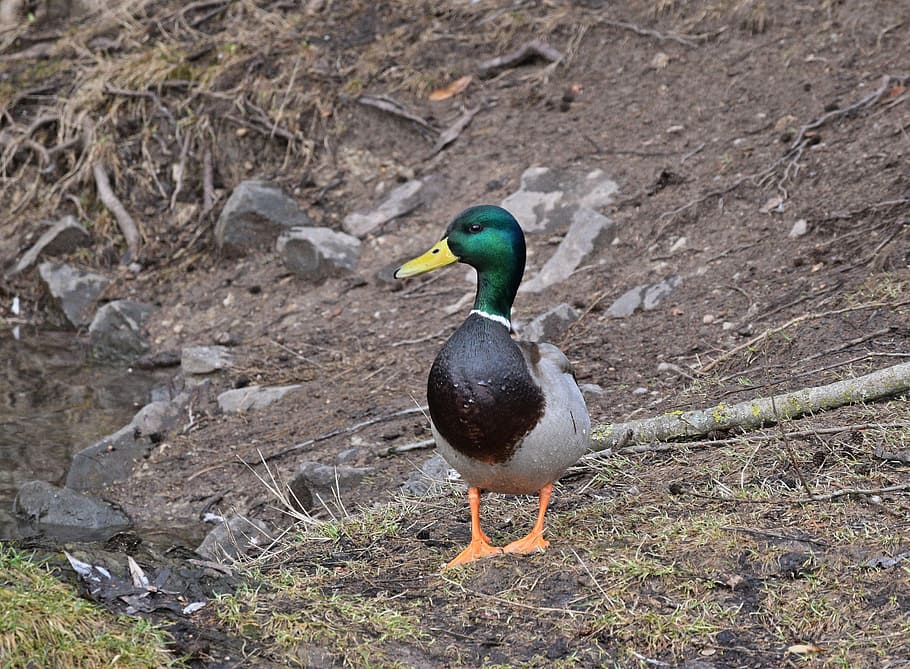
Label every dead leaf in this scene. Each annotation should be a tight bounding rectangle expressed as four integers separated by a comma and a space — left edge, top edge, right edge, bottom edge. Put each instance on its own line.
651, 52, 670, 69
760, 195, 784, 214
888, 82, 906, 99
787, 643, 822, 655
429, 75, 472, 101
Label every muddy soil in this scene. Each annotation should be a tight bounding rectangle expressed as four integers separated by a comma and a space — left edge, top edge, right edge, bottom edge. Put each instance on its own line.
2, 1, 909, 667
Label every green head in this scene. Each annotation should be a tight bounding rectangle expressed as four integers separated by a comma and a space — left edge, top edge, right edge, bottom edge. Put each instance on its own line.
395, 205, 526, 322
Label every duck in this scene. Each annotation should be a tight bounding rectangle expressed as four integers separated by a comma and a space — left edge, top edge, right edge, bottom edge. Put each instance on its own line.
394, 204, 591, 570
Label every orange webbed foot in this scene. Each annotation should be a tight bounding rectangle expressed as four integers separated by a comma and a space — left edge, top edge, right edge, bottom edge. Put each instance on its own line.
442, 486, 502, 571
503, 531, 550, 555
503, 483, 554, 556
443, 538, 502, 571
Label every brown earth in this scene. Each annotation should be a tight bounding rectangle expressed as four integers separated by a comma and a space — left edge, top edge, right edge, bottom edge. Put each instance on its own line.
2, 1, 910, 667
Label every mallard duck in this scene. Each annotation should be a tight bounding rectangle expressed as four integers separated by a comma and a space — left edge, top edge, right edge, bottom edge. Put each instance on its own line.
395, 204, 591, 570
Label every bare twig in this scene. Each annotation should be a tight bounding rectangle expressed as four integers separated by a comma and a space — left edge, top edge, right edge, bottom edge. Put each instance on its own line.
801, 482, 910, 502
170, 131, 192, 210
93, 161, 141, 262
202, 146, 215, 215
426, 106, 480, 159
264, 406, 429, 462
601, 19, 699, 48
477, 39, 564, 76
381, 438, 435, 457
355, 95, 438, 139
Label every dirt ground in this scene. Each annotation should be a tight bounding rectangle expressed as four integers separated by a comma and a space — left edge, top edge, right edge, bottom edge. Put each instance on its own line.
2, 0, 910, 667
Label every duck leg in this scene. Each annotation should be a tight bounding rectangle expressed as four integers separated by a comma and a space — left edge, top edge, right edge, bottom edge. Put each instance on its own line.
503, 483, 552, 555
443, 486, 501, 570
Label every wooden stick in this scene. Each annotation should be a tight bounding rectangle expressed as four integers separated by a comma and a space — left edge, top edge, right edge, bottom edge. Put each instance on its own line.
592, 361, 910, 452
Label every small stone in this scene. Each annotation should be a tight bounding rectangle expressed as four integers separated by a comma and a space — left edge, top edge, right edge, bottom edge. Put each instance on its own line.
650, 52, 670, 69
196, 515, 271, 561
522, 303, 579, 342
607, 285, 646, 318
214, 180, 313, 256
14, 480, 130, 532
277, 227, 361, 280
501, 166, 618, 233
217, 384, 303, 413
702, 314, 715, 324
400, 453, 456, 496
38, 262, 111, 328
520, 207, 616, 293
342, 177, 440, 238
578, 383, 604, 400
181, 345, 232, 375
632, 387, 648, 395
290, 461, 375, 511
66, 396, 188, 491
760, 195, 785, 214
88, 300, 156, 362
788, 218, 808, 238
12, 215, 91, 274
722, 321, 735, 331
666, 124, 685, 134
669, 236, 687, 253
642, 275, 681, 310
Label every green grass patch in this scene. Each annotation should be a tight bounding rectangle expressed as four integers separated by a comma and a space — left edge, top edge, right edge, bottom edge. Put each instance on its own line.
0, 545, 178, 668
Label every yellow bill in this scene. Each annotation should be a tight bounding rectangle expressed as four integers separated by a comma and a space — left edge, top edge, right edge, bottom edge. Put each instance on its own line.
394, 238, 459, 278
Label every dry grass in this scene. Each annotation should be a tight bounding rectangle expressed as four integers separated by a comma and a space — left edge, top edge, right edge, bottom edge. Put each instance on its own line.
204, 400, 910, 666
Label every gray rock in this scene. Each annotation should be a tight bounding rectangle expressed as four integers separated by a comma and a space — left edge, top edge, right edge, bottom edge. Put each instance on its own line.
66, 395, 188, 491
214, 180, 313, 256
217, 384, 303, 413
520, 208, 616, 293
38, 262, 111, 328
14, 480, 130, 530
607, 274, 682, 318
196, 515, 271, 561
522, 303, 579, 343
607, 285, 647, 318
342, 178, 438, 238
607, 275, 682, 318
501, 166, 619, 233
181, 345, 232, 375
643, 275, 682, 310
289, 461, 374, 511
400, 453, 456, 497
12, 215, 91, 274
789, 218, 809, 238
88, 300, 156, 362
579, 383, 604, 400
277, 227, 361, 280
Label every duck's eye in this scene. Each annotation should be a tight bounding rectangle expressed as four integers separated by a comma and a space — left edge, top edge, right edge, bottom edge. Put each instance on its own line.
467, 223, 483, 233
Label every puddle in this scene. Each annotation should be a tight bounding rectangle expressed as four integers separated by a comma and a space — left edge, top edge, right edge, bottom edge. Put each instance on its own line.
0, 329, 173, 541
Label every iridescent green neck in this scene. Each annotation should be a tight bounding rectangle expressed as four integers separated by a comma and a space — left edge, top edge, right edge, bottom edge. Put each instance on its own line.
473, 263, 522, 323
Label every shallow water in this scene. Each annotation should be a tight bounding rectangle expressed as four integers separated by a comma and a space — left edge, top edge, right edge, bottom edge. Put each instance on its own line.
0, 329, 171, 540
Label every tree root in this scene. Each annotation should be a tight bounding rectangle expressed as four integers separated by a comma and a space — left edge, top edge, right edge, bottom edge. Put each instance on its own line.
92, 161, 141, 262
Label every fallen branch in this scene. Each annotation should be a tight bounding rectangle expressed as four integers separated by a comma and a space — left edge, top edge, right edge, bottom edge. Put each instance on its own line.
600, 19, 700, 48
426, 106, 479, 159
93, 161, 141, 262
355, 95, 438, 139
264, 405, 428, 462
591, 360, 910, 452
477, 39, 563, 76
